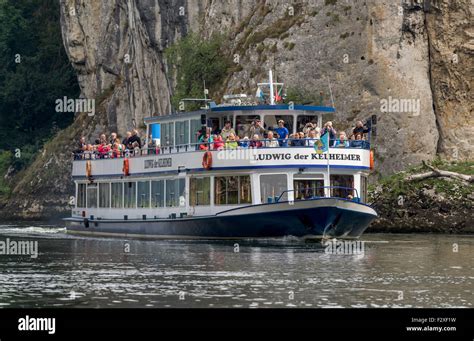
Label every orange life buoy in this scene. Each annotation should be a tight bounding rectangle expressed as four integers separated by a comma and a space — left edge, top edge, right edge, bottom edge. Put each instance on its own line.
202, 151, 212, 170
86, 160, 92, 178
123, 158, 130, 176
370, 150, 374, 170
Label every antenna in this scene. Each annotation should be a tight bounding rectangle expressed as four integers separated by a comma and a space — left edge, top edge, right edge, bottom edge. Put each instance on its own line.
327, 76, 335, 110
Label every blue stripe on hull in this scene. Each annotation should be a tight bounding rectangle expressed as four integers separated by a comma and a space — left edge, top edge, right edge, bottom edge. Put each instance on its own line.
66, 205, 376, 239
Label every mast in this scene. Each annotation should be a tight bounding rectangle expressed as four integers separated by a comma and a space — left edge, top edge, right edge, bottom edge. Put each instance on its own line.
269, 70, 274, 105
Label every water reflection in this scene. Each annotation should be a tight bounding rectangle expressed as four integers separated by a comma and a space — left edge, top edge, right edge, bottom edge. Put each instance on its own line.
0, 224, 472, 308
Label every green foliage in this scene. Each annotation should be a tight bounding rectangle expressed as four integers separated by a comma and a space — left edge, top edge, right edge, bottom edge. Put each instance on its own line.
369, 160, 474, 202
285, 87, 324, 105
0, 0, 79, 154
165, 33, 231, 111
325, 0, 338, 5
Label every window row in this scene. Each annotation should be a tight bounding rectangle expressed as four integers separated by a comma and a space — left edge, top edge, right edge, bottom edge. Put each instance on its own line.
77, 179, 185, 209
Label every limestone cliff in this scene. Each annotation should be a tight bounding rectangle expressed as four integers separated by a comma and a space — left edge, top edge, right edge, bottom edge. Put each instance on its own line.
1, 0, 472, 220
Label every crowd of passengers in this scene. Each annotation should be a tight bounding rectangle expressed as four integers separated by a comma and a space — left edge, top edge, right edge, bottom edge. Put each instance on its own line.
73, 120, 370, 159
196, 119, 370, 151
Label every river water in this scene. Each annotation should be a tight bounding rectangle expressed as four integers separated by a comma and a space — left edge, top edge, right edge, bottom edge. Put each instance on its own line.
0, 222, 472, 308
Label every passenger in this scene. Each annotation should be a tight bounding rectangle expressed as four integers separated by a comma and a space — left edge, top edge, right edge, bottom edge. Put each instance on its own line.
291, 133, 305, 147
334, 131, 350, 148
303, 122, 316, 136
213, 134, 224, 150
305, 130, 318, 147
265, 131, 279, 148
98, 141, 111, 158
109, 132, 117, 145
275, 119, 289, 147
220, 121, 236, 141
112, 138, 124, 158
240, 136, 250, 148
352, 120, 370, 137
225, 133, 239, 149
199, 136, 209, 151
351, 133, 364, 148
132, 141, 141, 156
249, 119, 265, 139
321, 121, 337, 145
74, 136, 87, 159
128, 129, 142, 148
122, 131, 132, 149
100, 133, 107, 144
211, 123, 221, 135
250, 134, 263, 148
314, 126, 321, 139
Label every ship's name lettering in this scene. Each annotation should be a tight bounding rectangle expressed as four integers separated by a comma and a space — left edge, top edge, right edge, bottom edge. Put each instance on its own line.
144, 158, 172, 169
254, 153, 361, 161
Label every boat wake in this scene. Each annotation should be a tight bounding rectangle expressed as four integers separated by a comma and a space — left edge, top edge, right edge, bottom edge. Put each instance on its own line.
0, 225, 66, 237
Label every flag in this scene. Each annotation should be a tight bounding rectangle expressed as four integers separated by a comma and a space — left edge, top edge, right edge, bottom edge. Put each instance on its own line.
256, 87, 265, 100
315, 132, 329, 154
274, 87, 282, 102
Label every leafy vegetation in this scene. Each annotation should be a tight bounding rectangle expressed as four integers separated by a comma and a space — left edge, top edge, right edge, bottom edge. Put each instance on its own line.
284, 87, 325, 105
165, 33, 232, 111
0, 0, 79, 172
369, 160, 474, 202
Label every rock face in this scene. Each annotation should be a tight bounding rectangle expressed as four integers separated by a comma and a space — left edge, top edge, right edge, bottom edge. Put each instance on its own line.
1, 0, 472, 219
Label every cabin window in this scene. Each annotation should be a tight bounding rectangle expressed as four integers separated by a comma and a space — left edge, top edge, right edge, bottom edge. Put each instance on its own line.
151, 180, 165, 207
330, 175, 354, 199
175, 121, 189, 146
166, 179, 185, 207
124, 181, 137, 208
138, 181, 150, 208
86, 183, 98, 208
235, 115, 260, 139
190, 177, 211, 206
214, 176, 251, 205
190, 119, 202, 144
161, 122, 174, 147
264, 115, 293, 133
99, 183, 110, 208
77, 183, 86, 208
111, 183, 123, 208
260, 174, 287, 203
293, 179, 325, 199
296, 115, 319, 132
360, 176, 368, 203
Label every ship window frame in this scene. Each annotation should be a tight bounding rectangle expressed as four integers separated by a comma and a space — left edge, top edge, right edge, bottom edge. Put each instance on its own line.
214, 175, 252, 206
137, 180, 151, 208
99, 182, 111, 208
259, 173, 288, 203
124, 181, 137, 209
111, 182, 123, 208
151, 180, 165, 208
77, 183, 86, 208
166, 178, 186, 207
190, 177, 211, 206
86, 183, 98, 208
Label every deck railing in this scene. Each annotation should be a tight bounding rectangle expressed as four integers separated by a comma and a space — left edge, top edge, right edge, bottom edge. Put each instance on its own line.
73, 139, 370, 160
275, 186, 360, 203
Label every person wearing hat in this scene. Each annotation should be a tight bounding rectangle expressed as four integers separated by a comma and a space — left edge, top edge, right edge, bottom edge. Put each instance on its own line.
275, 119, 289, 147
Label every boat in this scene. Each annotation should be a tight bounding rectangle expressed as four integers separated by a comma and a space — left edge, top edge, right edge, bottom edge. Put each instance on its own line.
65, 71, 377, 239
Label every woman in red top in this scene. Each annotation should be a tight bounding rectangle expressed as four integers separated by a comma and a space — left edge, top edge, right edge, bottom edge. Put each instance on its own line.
212, 134, 224, 150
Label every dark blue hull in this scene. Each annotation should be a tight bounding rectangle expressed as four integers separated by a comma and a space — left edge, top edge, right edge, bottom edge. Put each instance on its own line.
65, 199, 377, 239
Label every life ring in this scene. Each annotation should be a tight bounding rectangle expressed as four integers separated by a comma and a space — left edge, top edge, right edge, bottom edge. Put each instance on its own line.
123, 158, 130, 176
370, 150, 374, 170
202, 151, 212, 170
86, 160, 92, 178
